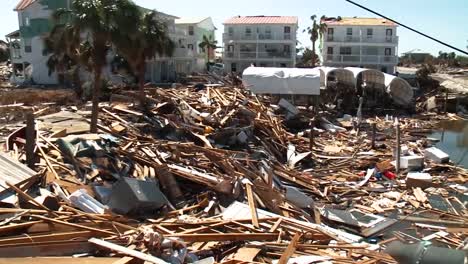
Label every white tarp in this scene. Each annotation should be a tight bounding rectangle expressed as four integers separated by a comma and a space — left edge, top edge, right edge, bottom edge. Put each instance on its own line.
242, 67, 321, 95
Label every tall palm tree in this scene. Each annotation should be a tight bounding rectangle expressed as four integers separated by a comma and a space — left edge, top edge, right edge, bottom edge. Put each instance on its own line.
52, 0, 129, 132
112, 7, 175, 108
304, 15, 327, 68
198, 34, 217, 71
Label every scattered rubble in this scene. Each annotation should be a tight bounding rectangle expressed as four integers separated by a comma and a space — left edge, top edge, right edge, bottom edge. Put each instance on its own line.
0, 79, 466, 263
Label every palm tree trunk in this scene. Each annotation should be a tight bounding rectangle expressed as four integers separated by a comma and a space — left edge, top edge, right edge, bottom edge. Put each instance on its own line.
311, 39, 316, 68
90, 67, 101, 133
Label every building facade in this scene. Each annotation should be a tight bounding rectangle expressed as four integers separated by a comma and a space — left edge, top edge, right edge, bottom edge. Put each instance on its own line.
223, 16, 298, 73
321, 17, 399, 74
173, 17, 216, 74
8, 0, 214, 85
7, 0, 73, 84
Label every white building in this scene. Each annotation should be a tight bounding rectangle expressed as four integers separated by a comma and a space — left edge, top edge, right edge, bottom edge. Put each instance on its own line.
321, 17, 399, 74
223, 16, 298, 73
173, 17, 216, 74
7, 0, 214, 85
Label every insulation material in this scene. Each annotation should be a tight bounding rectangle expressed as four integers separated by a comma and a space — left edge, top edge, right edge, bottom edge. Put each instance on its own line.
242, 67, 321, 95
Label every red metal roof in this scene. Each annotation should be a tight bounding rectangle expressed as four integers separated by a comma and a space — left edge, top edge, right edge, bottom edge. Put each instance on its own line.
224, 16, 298, 25
14, 0, 36, 11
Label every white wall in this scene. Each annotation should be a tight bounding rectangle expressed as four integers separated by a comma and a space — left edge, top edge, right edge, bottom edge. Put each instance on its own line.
326, 25, 397, 40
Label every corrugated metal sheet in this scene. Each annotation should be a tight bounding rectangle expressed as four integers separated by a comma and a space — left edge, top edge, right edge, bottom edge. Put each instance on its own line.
14, 0, 36, 11
224, 16, 298, 25
0, 152, 37, 194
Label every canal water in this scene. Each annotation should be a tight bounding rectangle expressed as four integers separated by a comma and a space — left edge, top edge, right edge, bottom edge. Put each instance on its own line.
429, 120, 468, 169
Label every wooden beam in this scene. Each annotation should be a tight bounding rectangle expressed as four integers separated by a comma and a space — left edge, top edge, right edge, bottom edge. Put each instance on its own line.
245, 181, 259, 228
0, 231, 95, 245
5, 181, 58, 217
0, 258, 119, 264
277, 233, 301, 264
89, 238, 168, 264
33, 215, 116, 236
165, 233, 278, 242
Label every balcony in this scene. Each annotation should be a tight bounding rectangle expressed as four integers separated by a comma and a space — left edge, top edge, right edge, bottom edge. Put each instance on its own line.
223, 32, 295, 42
326, 35, 399, 44
225, 51, 293, 60
173, 48, 195, 58
325, 55, 398, 64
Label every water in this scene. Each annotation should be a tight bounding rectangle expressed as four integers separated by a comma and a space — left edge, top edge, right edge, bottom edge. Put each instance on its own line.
429, 120, 468, 169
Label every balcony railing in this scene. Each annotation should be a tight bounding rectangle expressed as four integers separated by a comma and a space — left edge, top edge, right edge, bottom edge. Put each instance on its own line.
173, 48, 195, 58
225, 51, 293, 60
326, 35, 399, 44
325, 55, 398, 64
10, 47, 22, 59
223, 32, 295, 41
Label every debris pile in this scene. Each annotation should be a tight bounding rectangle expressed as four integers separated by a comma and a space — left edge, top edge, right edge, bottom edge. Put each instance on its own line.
0, 85, 466, 263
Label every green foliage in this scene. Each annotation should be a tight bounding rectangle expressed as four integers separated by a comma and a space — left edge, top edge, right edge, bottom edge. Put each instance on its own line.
199, 34, 218, 69
304, 15, 327, 67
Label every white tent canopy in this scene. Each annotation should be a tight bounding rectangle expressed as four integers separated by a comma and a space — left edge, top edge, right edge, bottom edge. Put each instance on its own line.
242, 67, 321, 95
345, 67, 385, 88
318, 67, 355, 87
384, 73, 414, 106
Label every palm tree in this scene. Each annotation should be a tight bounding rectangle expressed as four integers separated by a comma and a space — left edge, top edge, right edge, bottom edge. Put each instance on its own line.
198, 34, 217, 71
44, 24, 87, 97
52, 0, 129, 133
304, 15, 327, 67
112, 8, 175, 108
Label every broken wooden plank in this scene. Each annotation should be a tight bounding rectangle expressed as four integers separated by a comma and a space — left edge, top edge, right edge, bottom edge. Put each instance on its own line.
88, 238, 168, 264
165, 233, 279, 242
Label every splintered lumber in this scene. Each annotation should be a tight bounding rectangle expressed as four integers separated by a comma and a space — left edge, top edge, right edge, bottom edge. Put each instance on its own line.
244, 180, 259, 228
165, 233, 279, 242
0, 258, 120, 264
277, 233, 301, 264
89, 238, 168, 264
0, 231, 96, 245
33, 215, 116, 236
5, 181, 58, 217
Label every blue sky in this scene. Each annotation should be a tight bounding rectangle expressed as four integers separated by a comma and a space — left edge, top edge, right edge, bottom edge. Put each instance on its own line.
3, 0, 467, 56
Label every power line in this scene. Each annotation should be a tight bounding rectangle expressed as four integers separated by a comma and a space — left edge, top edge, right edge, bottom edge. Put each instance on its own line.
345, 0, 468, 56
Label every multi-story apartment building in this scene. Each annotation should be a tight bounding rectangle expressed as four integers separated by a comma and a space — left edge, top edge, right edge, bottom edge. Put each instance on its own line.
7, 0, 214, 84
223, 16, 298, 73
321, 17, 399, 74
174, 17, 216, 74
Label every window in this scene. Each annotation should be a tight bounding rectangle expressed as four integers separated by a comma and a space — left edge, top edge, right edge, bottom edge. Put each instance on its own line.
283, 45, 290, 53
260, 63, 267, 67
245, 27, 252, 36
280, 63, 287, 67
284, 26, 291, 33
327, 28, 334, 41
228, 27, 234, 36
340, 47, 352, 55
231, 63, 237, 72
367, 28, 373, 38
327, 47, 334, 54
227, 45, 234, 52
386, 29, 393, 42
346, 28, 353, 35
187, 44, 194, 50
385, 48, 392, 56
24, 38, 32, 53
188, 26, 194, 36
